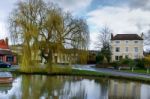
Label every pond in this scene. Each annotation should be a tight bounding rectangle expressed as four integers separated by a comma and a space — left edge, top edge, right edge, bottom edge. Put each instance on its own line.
0, 75, 150, 99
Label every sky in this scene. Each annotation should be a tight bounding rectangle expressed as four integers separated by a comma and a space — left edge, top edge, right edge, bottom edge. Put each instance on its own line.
0, 0, 150, 50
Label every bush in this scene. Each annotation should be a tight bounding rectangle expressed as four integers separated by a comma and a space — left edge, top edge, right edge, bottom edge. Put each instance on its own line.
120, 59, 130, 65
135, 59, 145, 69
96, 54, 104, 64
111, 61, 121, 69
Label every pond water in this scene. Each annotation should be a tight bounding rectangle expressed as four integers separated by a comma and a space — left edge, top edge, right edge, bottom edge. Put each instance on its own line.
0, 75, 150, 99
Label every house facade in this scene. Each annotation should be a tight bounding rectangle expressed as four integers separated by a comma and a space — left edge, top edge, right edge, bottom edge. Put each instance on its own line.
111, 34, 143, 61
0, 38, 17, 64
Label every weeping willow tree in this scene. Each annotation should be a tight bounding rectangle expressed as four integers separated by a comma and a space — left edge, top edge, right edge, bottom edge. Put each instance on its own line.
9, 0, 89, 72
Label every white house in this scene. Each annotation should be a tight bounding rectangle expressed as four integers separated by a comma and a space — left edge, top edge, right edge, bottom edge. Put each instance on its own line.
111, 34, 143, 61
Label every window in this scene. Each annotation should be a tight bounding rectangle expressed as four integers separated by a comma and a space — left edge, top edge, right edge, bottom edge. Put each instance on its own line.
134, 41, 138, 43
134, 47, 138, 52
115, 56, 122, 61
115, 56, 119, 61
125, 47, 128, 52
6, 56, 14, 62
134, 54, 138, 59
0, 56, 2, 61
116, 41, 120, 43
119, 56, 123, 60
125, 55, 128, 59
116, 47, 120, 52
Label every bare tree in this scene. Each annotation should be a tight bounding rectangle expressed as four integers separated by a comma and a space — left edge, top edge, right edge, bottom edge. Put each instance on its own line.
95, 26, 112, 63
96, 26, 112, 49
144, 30, 150, 46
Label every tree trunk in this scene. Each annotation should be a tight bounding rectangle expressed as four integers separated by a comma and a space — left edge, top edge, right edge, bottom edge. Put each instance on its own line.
47, 49, 53, 66
132, 67, 134, 72
147, 68, 149, 74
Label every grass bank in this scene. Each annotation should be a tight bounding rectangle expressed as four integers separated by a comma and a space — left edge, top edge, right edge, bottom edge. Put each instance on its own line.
1, 66, 150, 83
10, 68, 150, 83
121, 69, 150, 74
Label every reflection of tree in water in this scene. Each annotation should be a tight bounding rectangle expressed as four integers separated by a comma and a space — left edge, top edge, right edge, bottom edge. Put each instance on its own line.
59, 77, 87, 99
21, 75, 65, 99
0, 83, 12, 94
20, 75, 101, 99
95, 78, 109, 99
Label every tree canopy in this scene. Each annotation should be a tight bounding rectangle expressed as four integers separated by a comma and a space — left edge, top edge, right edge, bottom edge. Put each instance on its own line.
9, 0, 89, 70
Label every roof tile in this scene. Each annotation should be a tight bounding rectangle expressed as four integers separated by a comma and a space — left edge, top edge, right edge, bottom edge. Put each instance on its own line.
111, 34, 143, 40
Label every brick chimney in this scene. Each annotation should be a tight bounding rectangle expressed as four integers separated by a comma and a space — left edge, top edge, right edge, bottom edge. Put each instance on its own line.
111, 33, 113, 39
5, 37, 8, 46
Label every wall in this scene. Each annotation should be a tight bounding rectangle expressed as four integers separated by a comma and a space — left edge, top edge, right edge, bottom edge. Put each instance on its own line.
111, 40, 143, 61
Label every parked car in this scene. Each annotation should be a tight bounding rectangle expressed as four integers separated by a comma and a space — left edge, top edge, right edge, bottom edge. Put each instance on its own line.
0, 61, 11, 68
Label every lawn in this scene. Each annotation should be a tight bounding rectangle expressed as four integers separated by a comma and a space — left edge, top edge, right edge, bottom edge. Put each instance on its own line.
122, 69, 150, 74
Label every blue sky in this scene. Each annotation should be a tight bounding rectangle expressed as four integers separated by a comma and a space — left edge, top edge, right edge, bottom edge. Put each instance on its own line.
0, 0, 150, 50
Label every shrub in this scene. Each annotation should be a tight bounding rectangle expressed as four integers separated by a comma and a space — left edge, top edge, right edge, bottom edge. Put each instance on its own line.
96, 54, 104, 64
135, 59, 145, 69
120, 58, 130, 65
111, 61, 121, 69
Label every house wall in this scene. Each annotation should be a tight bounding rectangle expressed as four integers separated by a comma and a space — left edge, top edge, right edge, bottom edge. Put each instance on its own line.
0, 55, 17, 65
111, 40, 143, 61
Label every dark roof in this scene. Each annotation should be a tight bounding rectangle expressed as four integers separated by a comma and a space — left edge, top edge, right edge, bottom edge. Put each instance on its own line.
111, 34, 143, 40
0, 50, 15, 55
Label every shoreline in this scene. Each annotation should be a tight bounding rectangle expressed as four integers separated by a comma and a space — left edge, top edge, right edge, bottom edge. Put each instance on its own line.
10, 69, 150, 83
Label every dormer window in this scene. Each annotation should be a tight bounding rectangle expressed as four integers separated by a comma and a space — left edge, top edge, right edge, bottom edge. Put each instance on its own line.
115, 41, 120, 43
134, 41, 138, 43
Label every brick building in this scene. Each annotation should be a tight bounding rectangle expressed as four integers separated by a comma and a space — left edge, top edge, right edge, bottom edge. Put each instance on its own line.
0, 38, 17, 64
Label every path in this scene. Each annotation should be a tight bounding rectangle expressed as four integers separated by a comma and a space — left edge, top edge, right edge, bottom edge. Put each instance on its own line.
73, 64, 150, 79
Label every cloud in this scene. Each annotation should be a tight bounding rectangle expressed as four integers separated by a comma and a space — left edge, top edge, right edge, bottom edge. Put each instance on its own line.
87, 6, 150, 34
51, 0, 92, 15
0, 22, 8, 38
127, 0, 150, 10
87, 6, 150, 49
0, 0, 17, 39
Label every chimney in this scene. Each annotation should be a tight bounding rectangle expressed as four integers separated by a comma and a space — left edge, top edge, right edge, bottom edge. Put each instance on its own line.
111, 33, 113, 39
141, 32, 144, 39
5, 37, 8, 45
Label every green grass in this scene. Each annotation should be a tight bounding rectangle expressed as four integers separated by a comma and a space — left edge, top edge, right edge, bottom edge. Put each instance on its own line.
122, 69, 150, 74
0, 68, 16, 72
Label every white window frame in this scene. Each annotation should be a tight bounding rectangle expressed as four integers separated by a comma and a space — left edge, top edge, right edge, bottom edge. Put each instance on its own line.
125, 47, 128, 52
116, 47, 120, 52
134, 47, 138, 52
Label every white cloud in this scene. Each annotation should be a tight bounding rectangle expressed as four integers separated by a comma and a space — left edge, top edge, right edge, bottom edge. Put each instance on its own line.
51, 0, 92, 15
87, 6, 150, 33
0, 0, 17, 39
0, 22, 8, 38
87, 6, 150, 49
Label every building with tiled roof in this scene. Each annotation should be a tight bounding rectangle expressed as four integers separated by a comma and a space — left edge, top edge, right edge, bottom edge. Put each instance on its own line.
0, 38, 9, 49
0, 38, 17, 65
111, 33, 143, 61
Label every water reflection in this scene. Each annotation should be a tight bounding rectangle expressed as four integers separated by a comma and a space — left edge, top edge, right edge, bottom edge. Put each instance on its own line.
0, 75, 150, 99
109, 80, 141, 99
0, 83, 12, 94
